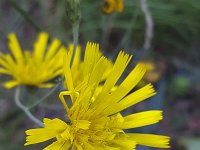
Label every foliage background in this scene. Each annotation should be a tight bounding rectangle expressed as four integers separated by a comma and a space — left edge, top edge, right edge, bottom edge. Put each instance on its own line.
0, 0, 200, 149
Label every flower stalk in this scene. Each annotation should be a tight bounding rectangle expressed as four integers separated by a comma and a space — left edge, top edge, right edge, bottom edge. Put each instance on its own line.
64, 0, 81, 63
140, 0, 154, 50
28, 81, 62, 109
15, 87, 44, 127
72, 23, 79, 63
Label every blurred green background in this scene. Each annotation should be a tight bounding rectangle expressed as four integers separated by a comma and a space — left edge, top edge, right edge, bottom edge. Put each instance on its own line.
0, 0, 200, 149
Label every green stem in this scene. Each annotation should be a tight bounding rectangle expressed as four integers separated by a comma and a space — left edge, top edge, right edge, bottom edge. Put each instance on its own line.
28, 82, 61, 109
101, 14, 116, 51
115, 8, 140, 51
68, 23, 79, 101
15, 87, 44, 127
71, 23, 79, 62
10, 0, 41, 32
140, 0, 154, 50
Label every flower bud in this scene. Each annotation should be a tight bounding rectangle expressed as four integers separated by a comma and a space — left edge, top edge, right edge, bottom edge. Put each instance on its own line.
65, 0, 81, 24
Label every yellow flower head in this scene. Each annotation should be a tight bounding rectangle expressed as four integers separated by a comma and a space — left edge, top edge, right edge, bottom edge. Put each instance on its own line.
103, 0, 124, 14
25, 42, 170, 149
0, 32, 65, 88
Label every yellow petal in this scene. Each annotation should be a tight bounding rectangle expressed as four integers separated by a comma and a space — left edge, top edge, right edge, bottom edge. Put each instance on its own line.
33, 32, 48, 62
0, 56, 12, 70
63, 51, 75, 91
0, 68, 11, 74
38, 83, 54, 88
111, 138, 136, 150
101, 60, 113, 81
70, 44, 81, 69
104, 84, 156, 115
83, 42, 101, 77
25, 129, 58, 145
44, 118, 68, 129
121, 110, 163, 129
103, 63, 146, 106
74, 120, 91, 129
88, 56, 110, 88
25, 118, 68, 146
90, 51, 132, 113
45, 38, 61, 61
3, 80, 19, 89
101, 51, 132, 95
2, 54, 18, 72
8, 33, 24, 65
127, 133, 170, 148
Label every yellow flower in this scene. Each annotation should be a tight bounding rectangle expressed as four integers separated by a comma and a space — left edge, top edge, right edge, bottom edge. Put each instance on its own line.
25, 42, 170, 149
0, 32, 65, 88
103, 0, 124, 14
139, 61, 162, 83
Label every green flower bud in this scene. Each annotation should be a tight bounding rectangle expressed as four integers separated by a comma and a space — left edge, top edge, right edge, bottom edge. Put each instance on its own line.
65, 0, 81, 24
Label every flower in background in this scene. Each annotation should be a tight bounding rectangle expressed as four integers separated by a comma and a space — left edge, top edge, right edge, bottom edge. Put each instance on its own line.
25, 42, 170, 149
103, 0, 124, 14
139, 60, 163, 83
0, 32, 65, 88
